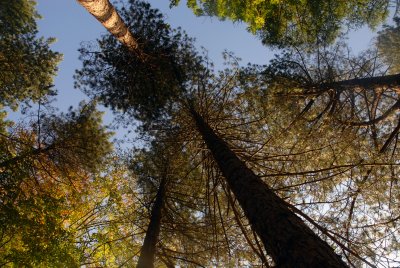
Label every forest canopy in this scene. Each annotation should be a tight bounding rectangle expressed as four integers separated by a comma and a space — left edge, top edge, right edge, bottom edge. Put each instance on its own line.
171, 0, 392, 46
1, 0, 400, 267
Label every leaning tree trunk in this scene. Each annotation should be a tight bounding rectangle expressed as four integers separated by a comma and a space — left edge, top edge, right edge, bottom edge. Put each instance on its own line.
303, 73, 400, 95
190, 107, 348, 268
76, 0, 138, 50
136, 177, 167, 268
324, 73, 400, 90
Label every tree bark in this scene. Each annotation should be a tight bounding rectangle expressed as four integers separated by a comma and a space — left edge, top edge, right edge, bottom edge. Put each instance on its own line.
136, 177, 167, 268
296, 73, 400, 96
324, 73, 400, 90
190, 107, 348, 268
76, 0, 138, 50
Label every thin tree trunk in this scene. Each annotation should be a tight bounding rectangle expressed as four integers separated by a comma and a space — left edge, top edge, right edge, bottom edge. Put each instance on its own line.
190, 107, 348, 268
76, 0, 138, 50
136, 177, 167, 268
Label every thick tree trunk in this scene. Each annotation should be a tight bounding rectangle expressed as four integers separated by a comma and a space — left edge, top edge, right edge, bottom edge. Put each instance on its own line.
190, 107, 348, 268
136, 177, 167, 268
298, 73, 400, 96
325, 73, 400, 90
76, 0, 138, 50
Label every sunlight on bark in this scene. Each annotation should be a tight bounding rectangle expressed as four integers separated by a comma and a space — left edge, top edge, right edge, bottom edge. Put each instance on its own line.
77, 0, 138, 50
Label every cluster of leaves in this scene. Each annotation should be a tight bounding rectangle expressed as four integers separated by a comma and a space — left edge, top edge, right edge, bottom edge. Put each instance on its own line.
0, 0, 61, 110
377, 17, 400, 73
0, 103, 113, 266
0, 1, 115, 266
171, 0, 390, 46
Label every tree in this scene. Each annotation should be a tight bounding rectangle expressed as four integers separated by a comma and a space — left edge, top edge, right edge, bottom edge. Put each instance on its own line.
67, 154, 144, 267
0, 1, 119, 266
170, 0, 390, 47
75, 0, 203, 123
76, 1, 350, 266
136, 177, 166, 268
0, 103, 113, 266
0, 0, 61, 110
260, 41, 400, 153
131, 133, 237, 267
189, 106, 348, 267
377, 17, 400, 74
232, 40, 400, 266
134, 143, 170, 268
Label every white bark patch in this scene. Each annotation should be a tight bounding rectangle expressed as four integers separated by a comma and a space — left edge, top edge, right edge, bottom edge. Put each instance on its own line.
77, 0, 110, 18
77, 0, 138, 50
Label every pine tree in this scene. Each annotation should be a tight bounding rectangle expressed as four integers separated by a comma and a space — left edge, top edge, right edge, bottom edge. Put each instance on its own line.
76, 1, 351, 266
0, 0, 61, 110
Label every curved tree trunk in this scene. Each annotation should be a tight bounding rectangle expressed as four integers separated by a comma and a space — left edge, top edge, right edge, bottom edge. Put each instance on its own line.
136, 177, 167, 268
76, 0, 138, 50
190, 107, 348, 268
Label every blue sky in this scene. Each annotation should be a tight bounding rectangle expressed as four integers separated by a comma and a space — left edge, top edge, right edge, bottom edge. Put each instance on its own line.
32, 0, 379, 135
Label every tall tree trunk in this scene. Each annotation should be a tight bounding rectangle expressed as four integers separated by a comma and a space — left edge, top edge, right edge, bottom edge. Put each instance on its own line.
189, 107, 348, 268
76, 0, 138, 50
136, 177, 167, 268
325, 73, 400, 90
304, 73, 400, 94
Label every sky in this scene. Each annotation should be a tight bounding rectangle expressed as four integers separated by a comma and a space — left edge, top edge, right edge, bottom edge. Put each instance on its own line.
30, 0, 380, 136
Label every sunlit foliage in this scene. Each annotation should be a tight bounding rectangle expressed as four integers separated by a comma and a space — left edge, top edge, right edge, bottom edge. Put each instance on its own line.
0, 103, 113, 266
171, 0, 390, 46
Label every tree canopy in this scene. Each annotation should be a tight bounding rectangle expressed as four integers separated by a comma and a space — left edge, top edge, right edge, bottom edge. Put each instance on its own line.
2, 0, 400, 267
377, 17, 400, 73
75, 1, 400, 266
75, 0, 204, 123
171, 0, 390, 46
0, 0, 61, 110
0, 1, 113, 266
0, 103, 113, 266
